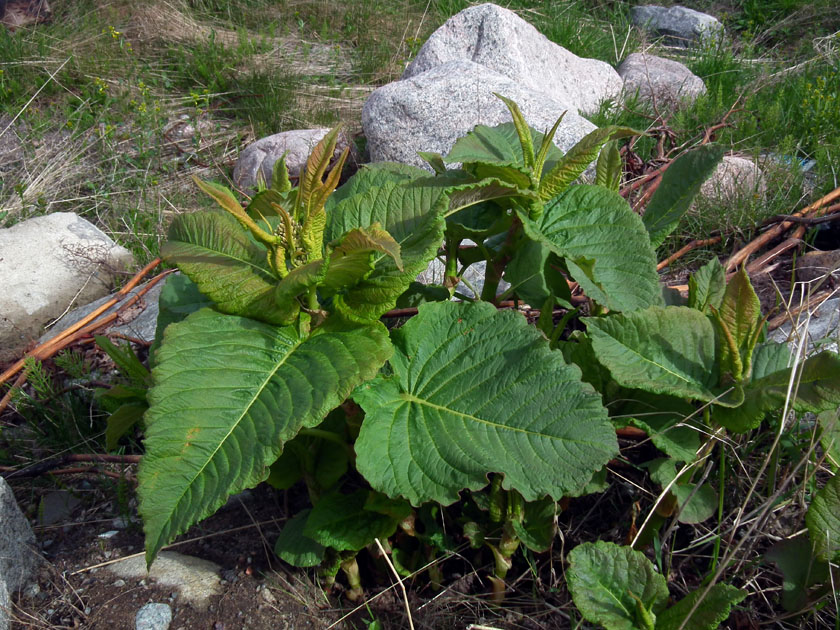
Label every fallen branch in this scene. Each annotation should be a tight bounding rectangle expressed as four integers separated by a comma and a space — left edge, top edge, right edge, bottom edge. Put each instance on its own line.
657, 237, 722, 271
726, 186, 840, 272
760, 204, 840, 227
0, 453, 141, 479
0, 260, 171, 416
767, 289, 834, 332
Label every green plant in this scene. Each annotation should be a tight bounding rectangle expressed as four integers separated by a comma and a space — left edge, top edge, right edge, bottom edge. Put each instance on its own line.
134, 98, 840, 624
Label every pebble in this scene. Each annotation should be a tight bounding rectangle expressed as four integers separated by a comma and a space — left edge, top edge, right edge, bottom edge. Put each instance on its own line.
112, 579, 126, 588
98, 530, 119, 539
135, 602, 172, 630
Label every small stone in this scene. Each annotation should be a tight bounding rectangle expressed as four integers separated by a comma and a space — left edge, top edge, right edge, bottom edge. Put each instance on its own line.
112, 579, 126, 588
135, 603, 172, 630
631, 5, 724, 48
618, 53, 706, 108
98, 531, 119, 539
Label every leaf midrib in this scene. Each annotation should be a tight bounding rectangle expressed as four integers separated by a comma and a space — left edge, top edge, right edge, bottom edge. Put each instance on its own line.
401, 393, 600, 444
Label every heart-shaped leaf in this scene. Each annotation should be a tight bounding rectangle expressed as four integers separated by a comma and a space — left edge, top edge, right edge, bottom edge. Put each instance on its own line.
354, 301, 617, 506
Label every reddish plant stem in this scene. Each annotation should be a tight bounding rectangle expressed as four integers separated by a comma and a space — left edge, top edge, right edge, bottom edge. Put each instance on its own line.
657, 237, 723, 271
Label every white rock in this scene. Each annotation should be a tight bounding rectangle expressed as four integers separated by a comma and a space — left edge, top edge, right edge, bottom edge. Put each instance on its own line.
403, 3, 622, 115
0, 213, 134, 363
631, 5, 724, 48
363, 60, 596, 170
699, 155, 766, 203
232, 128, 357, 194
135, 602, 172, 630
107, 551, 221, 611
618, 53, 706, 108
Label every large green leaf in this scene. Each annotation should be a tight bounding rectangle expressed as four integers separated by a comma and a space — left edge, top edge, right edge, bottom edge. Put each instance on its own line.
444, 122, 562, 171
642, 145, 725, 248
303, 490, 402, 551
504, 237, 572, 307
274, 509, 326, 567
654, 583, 746, 630
151, 274, 214, 359
818, 409, 840, 467
520, 185, 662, 312
765, 536, 829, 612
567, 541, 669, 630
806, 472, 840, 561
538, 126, 637, 200
138, 309, 392, 566
616, 392, 700, 462
353, 301, 617, 506
162, 211, 287, 324
325, 180, 446, 321
328, 162, 426, 208
715, 351, 840, 433
585, 306, 719, 401
511, 497, 557, 552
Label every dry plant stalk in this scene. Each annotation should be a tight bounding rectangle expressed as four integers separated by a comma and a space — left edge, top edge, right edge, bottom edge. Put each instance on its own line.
0, 259, 169, 415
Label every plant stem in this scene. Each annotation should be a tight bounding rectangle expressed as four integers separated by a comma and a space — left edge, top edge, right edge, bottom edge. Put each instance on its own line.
298, 427, 347, 447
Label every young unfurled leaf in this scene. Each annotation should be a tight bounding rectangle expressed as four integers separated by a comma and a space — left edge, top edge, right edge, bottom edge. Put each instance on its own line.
162, 211, 289, 325
193, 177, 276, 248
325, 179, 446, 321
443, 122, 564, 178
642, 145, 725, 248
354, 301, 617, 506
688, 258, 726, 314
272, 153, 292, 193
538, 126, 638, 201
139, 310, 392, 567
595, 140, 622, 191
567, 541, 669, 630
495, 93, 536, 171
714, 267, 762, 381
519, 186, 662, 312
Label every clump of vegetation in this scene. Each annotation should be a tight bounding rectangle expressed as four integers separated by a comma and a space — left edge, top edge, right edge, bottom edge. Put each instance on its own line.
2, 1, 840, 627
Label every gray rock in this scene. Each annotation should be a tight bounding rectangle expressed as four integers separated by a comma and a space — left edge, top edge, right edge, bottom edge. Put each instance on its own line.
0, 581, 9, 630
108, 551, 221, 610
232, 128, 358, 194
0, 477, 39, 630
363, 60, 597, 170
0, 212, 134, 364
699, 155, 766, 203
631, 5, 723, 48
618, 53, 706, 108
38, 278, 164, 346
403, 3, 621, 115
37, 490, 81, 526
795, 249, 840, 285
772, 297, 840, 355
135, 603, 172, 630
